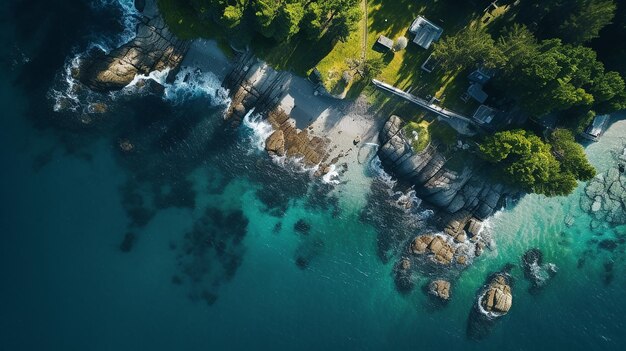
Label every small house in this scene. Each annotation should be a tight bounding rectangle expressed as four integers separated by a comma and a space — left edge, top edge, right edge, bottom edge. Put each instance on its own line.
473, 105, 498, 124
375, 35, 394, 51
581, 114, 610, 141
467, 83, 488, 103
468, 68, 494, 85
409, 16, 443, 49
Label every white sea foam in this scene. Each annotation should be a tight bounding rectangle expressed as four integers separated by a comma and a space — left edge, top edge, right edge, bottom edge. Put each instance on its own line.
90, 0, 140, 50
369, 156, 396, 188
163, 67, 230, 106
476, 292, 505, 320
124, 67, 170, 88
49, 55, 83, 112
242, 109, 275, 152
321, 164, 341, 185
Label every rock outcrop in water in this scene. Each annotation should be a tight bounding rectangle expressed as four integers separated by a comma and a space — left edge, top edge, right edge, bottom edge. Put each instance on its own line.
428, 279, 451, 300
410, 234, 456, 265
467, 271, 513, 340
481, 274, 512, 314
74, 15, 189, 92
378, 116, 506, 225
266, 109, 330, 166
522, 248, 557, 293
223, 51, 334, 169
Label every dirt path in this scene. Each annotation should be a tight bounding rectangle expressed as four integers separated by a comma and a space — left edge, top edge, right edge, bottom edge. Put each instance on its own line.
361, 0, 368, 61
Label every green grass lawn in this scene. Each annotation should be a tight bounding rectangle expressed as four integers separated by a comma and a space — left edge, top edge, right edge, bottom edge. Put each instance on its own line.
314, 0, 496, 114
403, 120, 431, 153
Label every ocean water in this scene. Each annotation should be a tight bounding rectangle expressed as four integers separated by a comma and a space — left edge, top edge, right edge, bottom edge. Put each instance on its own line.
1, 1, 625, 350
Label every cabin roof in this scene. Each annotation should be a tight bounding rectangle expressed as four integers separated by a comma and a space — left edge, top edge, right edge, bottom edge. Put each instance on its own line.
473, 105, 498, 124
409, 16, 443, 49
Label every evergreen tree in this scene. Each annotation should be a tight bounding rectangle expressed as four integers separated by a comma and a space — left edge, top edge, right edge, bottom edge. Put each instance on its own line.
433, 26, 505, 71
558, 0, 616, 44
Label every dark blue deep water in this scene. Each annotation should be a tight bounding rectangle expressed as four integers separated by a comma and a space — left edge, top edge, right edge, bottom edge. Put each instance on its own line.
1, 1, 625, 350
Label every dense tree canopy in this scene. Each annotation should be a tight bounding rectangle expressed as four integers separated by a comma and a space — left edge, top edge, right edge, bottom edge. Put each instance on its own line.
478, 129, 591, 196
189, 0, 361, 43
432, 26, 505, 71
550, 129, 596, 181
514, 0, 617, 44
433, 20, 626, 120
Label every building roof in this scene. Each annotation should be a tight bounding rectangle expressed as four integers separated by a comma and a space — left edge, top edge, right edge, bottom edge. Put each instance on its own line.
585, 114, 610, 137
468, 68, 494, 85
409, 16, 443, 49
376, 35, 394, 50
467, 83, 488, 103
473, 105, 498, 124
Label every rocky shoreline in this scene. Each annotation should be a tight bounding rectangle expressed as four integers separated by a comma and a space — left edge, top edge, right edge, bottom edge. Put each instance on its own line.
378, 115, 508, 226
74, 11, 189, 92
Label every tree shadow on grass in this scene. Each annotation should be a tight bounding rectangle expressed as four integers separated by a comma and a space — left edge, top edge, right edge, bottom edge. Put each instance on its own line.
253, 32, 339, 75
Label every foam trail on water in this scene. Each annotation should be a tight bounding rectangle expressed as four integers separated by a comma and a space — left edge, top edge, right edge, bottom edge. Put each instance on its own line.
50, 56, 83, 112
369, 156, 396, 188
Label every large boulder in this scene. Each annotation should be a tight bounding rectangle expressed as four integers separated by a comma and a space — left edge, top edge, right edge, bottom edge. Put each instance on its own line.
429, 279, 451, 300
265, 130, 285, 156
481, 274, 512, 314
410, 234, 456, 265
75, 16, 188, 92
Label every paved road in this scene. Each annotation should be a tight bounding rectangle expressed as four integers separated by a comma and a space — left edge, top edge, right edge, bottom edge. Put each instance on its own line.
372, 79, 476, 125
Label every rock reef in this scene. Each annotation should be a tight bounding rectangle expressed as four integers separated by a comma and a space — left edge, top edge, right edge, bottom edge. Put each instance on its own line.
266, 109, 330, 167
410, 234, 456, 265
581, 157, 626, 226
522, 248, 557, 293
74, 15, 189, 92
223, 52, 334, 170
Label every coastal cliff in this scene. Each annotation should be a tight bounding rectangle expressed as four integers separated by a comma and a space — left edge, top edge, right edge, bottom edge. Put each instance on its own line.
378, 115, 507, 229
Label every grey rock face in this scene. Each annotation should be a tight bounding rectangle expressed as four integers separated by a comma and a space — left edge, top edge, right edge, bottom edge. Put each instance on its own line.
377, 116, 506, 222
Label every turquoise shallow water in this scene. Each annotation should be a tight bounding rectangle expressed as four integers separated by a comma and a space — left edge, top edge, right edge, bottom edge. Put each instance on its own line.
1, 1, 625, 350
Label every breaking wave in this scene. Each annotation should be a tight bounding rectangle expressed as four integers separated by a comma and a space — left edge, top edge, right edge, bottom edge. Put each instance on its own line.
242, 109, 273, 152
163, 67, 230, 106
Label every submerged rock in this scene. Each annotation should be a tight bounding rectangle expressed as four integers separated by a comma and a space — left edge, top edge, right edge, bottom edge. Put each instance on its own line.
119, 232, 136, 252
119, 139, 135, 152
522, 248, 557, 292
294, 219, 311, 235
394, 257, 414, 292
582, 161, 626, 225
